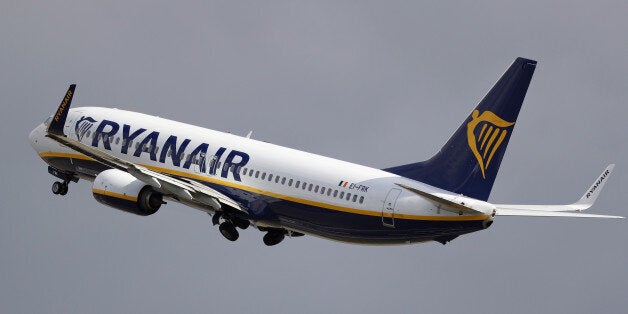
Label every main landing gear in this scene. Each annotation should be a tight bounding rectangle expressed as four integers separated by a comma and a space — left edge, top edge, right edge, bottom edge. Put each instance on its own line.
210, 212, 304, 246
51, 181, 69, 195
212, 212, 250, 242
263, 229, 285, 246
260, 228, 304, 246
48, 166, 78, 196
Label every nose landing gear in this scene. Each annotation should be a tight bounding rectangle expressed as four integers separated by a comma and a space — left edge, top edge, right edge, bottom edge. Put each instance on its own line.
51, 181, 69, 195
48, 166, 78, 196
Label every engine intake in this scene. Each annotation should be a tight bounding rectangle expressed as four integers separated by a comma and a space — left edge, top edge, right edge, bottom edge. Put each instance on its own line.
92, 169, 163, 216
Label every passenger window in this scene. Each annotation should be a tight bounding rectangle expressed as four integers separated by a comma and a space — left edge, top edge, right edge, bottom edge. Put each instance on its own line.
346, 193, 351, 201
275, 176, 280, 183
115, 137, 120, 145
249, 170, 254, 177
314, 185, 319, 193
320, 187, 325, 194
281, 177, 286, 185
308, 184, 313, 191
352, 195, 358, 202
242, 168, 248, 176
288, 179, 293, 186
327, 189, 332, 196
268, 174, 273, 181
333, 190, 338, 197
261, 172, 266, 180
339, 191, 345, 199
255, 171, 260, 178
302, 182, 307, 190
359, 196, 364, 204
86, 131, 91, 138
295, 181, 300, 188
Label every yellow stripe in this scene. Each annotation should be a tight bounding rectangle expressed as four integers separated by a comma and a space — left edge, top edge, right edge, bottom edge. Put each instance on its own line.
483, 128, 501, 159
39, 152, 488, 222
486, 130, 507, 168
477, 124, 488, 141
92, 188, 138, 202
480, 126, 493, 149
40, 152, 94, 161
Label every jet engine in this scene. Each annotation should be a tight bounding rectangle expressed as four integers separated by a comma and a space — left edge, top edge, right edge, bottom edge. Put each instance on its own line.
92, 169, 163, 216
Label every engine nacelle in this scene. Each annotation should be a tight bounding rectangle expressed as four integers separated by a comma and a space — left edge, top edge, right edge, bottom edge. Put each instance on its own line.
92, 169, 163, 216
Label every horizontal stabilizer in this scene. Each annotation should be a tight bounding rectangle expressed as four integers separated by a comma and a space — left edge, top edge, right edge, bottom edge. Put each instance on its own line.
396, 183, 487, 216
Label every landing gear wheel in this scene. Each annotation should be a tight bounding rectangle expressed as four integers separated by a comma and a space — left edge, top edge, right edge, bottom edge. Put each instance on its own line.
263, 231, 285, 246
52, 182, 61, 194
59, 184, 68, 195
212, 213, 222, 226
219, 222, 239, 241
233, 219, 250, 230
52, 181, 68, 195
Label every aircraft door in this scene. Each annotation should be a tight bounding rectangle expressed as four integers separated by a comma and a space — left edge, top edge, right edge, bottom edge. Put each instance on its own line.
382, 188, 401, 227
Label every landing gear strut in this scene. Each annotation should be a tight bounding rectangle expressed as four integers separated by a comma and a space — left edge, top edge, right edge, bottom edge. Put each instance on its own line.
48, 166, 77, 196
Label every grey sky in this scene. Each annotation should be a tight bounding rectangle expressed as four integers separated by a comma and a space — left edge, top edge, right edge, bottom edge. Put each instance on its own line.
1, 1, 627, 313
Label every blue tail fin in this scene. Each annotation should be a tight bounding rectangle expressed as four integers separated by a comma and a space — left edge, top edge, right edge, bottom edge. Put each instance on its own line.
384, 57, 537, 201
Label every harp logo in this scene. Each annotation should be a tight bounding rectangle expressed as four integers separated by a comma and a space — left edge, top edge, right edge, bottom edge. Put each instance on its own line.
466, 110, 515, 179
75, 116, 97, 141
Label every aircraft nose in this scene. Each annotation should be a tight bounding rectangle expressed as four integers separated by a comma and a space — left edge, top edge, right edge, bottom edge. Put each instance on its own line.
28, 124, 45, 151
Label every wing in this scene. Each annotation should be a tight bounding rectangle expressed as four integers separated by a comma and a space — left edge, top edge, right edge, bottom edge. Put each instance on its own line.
45, 85, 246, 214
494, 164, 622, 218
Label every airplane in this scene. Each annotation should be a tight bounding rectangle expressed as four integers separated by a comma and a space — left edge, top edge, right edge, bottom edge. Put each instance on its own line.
28, 57, 622, 246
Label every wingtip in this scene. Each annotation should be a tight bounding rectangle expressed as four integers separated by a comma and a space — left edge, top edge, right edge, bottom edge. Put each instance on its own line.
574, 164, 615, 208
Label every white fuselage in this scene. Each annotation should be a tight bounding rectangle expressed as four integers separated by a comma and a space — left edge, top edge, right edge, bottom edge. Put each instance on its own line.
30, 107, 492, 244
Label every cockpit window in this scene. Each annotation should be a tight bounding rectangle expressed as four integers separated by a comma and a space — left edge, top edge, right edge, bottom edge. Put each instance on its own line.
44, 116, 52, 127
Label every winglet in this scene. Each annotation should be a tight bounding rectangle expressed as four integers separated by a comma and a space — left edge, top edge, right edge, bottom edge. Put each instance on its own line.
572, 164, 615, 210
47, 84, 76, 136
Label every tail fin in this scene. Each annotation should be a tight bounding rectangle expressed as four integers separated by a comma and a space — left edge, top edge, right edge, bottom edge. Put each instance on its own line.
385, 57, 537, 201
